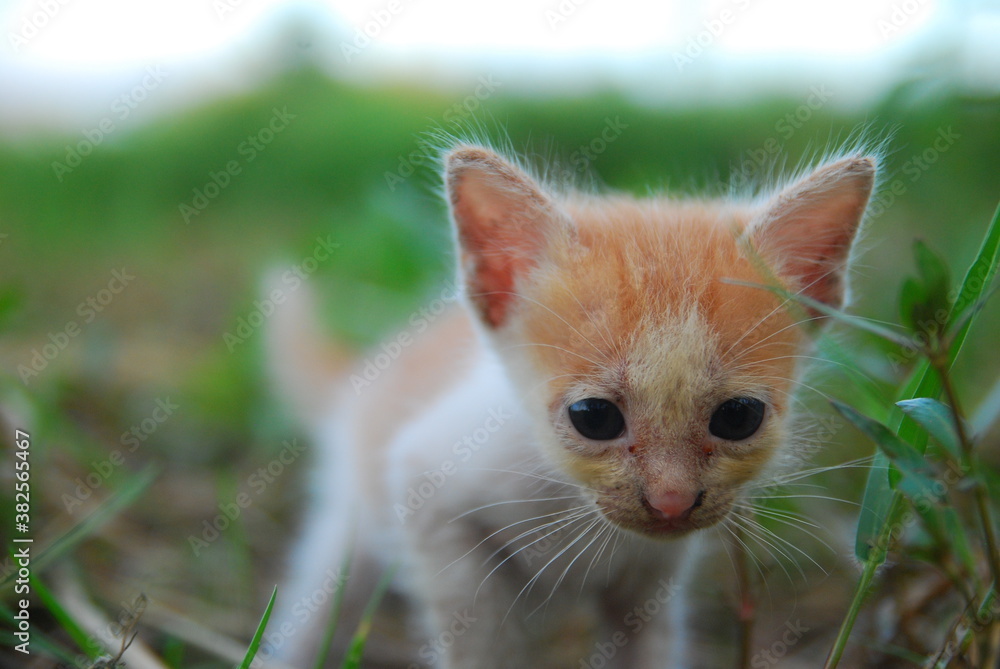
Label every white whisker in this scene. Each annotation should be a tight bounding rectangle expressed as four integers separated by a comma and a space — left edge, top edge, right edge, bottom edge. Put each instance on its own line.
450, 495, 583, 522
731, 511, 827, 576
439, 504, 591, 578
505, 516, 604, 623
506, 341, 608, 371
475, 508, 597, 603
536, 519, 610, 615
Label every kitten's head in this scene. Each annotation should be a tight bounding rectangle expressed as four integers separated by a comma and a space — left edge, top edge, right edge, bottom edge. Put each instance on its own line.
445, 145, 874, 538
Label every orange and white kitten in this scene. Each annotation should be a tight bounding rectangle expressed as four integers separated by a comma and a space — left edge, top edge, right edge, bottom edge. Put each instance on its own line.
266, 144, 876, 668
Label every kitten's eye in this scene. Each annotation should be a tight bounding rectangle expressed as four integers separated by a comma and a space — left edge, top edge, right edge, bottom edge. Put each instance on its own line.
568, 399, 625, 441
709, 398, 765, 441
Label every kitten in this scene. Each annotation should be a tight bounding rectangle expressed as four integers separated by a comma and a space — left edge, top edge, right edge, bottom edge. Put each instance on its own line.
264, 143, 876, 668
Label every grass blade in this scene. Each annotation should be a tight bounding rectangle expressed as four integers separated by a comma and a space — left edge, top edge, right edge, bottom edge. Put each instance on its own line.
972, 374, 1000, 435
311, 549, 353, 669
853, 450, 893, 563
238, 585, 277, 669
896, 398, 962, 461
339, 566, 396, 669
947, 202, 1000, 362
29, 573, 105, 660
832, 402, 938, 501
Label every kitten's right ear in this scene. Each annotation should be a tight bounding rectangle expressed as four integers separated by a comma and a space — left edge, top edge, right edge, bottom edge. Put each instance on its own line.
748, 155, 876, 310
445, 146, 561, 329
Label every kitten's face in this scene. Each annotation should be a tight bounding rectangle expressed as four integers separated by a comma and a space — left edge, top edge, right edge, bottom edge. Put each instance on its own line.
514, 202, 800, 537
445, 145, 874, 539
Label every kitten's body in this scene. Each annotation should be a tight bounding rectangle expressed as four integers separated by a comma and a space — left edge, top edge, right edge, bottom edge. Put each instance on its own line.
267, 145, 875, 668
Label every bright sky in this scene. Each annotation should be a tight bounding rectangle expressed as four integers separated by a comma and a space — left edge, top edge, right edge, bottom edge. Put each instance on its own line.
2, 0, 940, 65
0, 0, 996, 131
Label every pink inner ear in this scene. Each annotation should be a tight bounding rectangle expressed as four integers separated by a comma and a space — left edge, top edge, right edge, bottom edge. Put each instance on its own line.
753, 157, 875, 308
774, 208, 860, 307
458, 218, 539, 329
447, 148, 553, 329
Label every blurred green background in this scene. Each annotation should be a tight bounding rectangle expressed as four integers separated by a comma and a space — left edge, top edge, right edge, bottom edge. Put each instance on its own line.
3, 65, 998, 436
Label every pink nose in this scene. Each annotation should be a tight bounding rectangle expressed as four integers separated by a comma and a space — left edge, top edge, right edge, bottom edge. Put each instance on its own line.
644, 490, 702, 521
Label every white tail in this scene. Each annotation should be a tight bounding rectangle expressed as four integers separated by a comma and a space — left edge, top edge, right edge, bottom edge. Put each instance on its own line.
262, 269, 351, 427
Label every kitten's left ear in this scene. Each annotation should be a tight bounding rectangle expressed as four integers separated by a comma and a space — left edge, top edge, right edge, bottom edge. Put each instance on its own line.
445, 146, 564, 329
748, 156, 876, 309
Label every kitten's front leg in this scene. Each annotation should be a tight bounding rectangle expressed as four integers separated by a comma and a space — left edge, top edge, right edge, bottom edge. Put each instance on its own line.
405, 515, 533, 669
576, 537, 692, 669
626, 581, 688, 669
630, 533, 735, 669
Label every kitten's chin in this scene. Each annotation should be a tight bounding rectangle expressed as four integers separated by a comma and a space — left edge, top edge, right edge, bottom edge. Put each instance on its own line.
644, 518, 701, 537
618, 518, 703, 540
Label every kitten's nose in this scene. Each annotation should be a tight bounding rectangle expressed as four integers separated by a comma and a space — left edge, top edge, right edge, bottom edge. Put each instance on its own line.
644, 490, 704, 521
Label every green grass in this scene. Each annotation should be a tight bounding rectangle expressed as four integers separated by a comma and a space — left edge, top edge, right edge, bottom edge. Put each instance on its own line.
762, 203, 1000, 666
846, 203, 1000, 665
238, 586, 276, 669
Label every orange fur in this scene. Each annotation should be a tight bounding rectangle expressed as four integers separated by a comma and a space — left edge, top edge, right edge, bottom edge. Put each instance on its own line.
506, 197, 803, 535
437, 145, 872, 542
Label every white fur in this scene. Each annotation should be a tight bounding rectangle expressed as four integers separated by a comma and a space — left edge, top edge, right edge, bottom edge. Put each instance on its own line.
266, 330, 696, 668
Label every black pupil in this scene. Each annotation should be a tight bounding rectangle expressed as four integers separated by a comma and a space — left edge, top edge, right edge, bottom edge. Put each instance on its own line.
709, 398, 765, 441
568, 399, 625, 441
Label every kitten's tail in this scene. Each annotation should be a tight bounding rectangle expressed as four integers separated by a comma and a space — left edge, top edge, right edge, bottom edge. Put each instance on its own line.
263, 269, 353, 426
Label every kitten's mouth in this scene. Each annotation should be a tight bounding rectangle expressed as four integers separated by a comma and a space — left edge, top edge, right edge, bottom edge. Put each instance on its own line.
638, 494, 698, 534
595, 492, 731, 538
637, 509, 729, 537
613, 514, 701, 538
